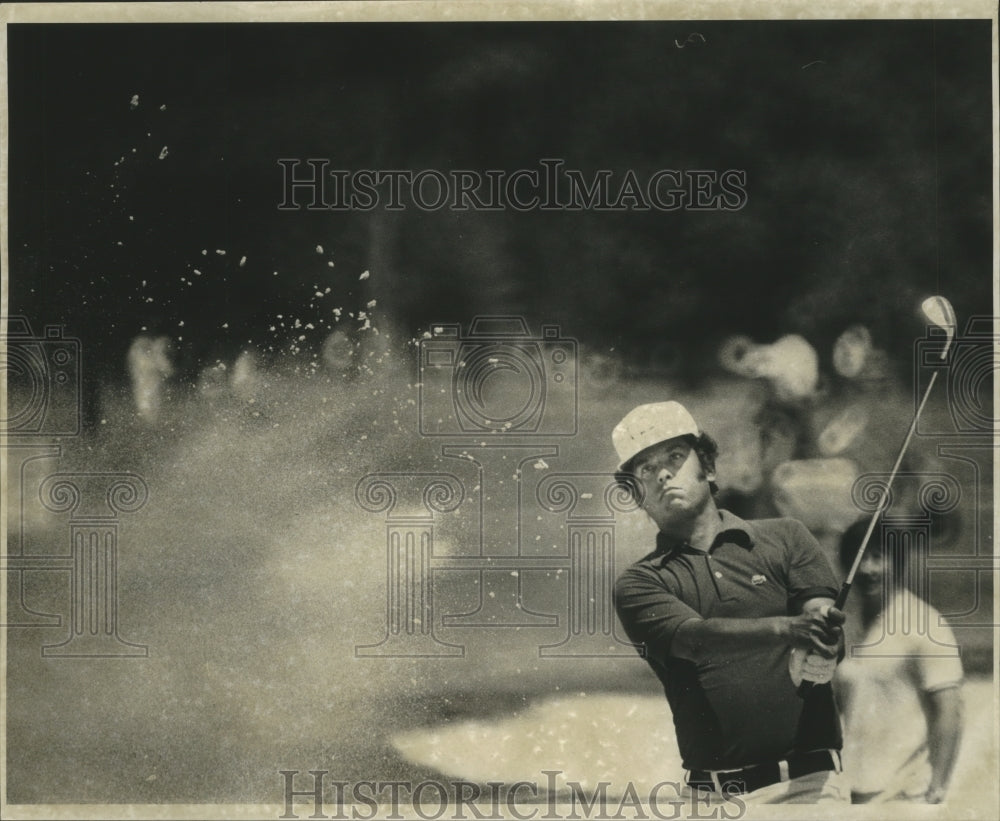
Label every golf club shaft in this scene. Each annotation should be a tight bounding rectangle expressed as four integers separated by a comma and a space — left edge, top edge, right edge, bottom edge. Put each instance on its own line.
799, 369, 941, 696
836, 369, 941, 604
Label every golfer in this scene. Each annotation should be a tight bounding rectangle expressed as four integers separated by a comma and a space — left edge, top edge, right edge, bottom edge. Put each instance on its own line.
612, 401, 849, 804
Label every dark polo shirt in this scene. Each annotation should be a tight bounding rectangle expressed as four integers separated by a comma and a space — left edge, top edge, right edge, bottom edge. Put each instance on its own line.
614, 510, 841, 771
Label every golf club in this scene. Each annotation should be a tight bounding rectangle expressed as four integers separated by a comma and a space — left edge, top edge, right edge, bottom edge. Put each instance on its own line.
798, 295, 957, 696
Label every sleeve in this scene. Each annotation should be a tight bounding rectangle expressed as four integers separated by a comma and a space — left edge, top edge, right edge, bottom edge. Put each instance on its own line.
613, 566, 703, 662
915, 606, 964, 693
783, 519, 839, 614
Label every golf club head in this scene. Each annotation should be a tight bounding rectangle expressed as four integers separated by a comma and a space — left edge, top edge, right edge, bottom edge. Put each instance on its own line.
921, 296, 957, 359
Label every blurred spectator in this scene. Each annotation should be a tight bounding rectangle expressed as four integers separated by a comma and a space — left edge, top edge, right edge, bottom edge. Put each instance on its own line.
834, 519, 964, 804
127, 334, 174, 422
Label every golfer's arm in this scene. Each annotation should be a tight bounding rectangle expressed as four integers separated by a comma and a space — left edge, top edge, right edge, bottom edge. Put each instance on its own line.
672, 615, 789, 661
925, 686, 963, 797
671, 596, 839, 662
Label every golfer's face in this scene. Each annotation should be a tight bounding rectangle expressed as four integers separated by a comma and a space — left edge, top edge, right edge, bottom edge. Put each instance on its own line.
633, 437, 715, 527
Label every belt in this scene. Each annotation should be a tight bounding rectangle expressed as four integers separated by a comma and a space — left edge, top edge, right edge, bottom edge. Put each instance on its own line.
686, 749, 842, 796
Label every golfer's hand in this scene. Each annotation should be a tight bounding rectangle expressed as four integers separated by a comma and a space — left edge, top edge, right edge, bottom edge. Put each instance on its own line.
784, 606, 844, 658
788, 646, 837, 686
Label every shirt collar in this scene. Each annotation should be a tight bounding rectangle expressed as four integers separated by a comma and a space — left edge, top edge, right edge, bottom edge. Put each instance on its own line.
654, 509, 756, 556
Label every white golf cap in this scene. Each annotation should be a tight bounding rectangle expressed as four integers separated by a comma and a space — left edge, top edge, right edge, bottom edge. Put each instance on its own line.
612, 401, 700, 469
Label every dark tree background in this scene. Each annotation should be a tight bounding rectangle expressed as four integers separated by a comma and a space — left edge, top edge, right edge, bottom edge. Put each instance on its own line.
8, 20, 993, 420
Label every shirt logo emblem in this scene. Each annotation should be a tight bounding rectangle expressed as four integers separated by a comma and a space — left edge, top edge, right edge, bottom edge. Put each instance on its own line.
751, 574, 767, 585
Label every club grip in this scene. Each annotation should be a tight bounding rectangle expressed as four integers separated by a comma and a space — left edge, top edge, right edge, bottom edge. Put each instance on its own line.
796, 581, 851, 698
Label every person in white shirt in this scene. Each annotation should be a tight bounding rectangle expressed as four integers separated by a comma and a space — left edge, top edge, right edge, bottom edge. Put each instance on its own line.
834, 519, 964, 804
